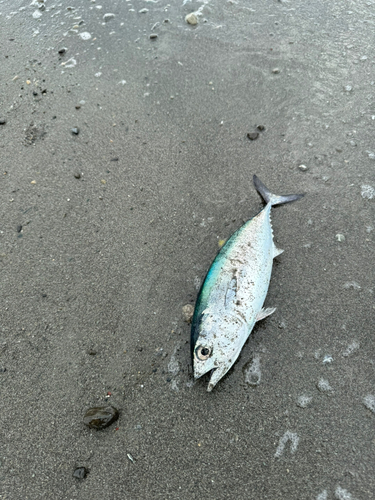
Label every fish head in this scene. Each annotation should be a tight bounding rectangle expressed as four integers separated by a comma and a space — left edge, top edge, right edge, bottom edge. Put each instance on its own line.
192, 311, 249, 391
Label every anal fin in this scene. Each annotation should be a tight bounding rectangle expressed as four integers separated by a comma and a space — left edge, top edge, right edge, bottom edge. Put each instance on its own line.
256, 307, 276, 322
273, 243, 284, 258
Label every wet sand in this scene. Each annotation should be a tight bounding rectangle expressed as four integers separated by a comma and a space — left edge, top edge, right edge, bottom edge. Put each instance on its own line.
0, 1, 374, 499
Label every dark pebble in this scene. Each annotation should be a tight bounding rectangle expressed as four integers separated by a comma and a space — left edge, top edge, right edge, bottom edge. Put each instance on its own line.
33, 91, 38, 96
110, 157, 119, 161
247, 132, 259, 140
58, 47, 67, 54
16, 225, 22, 233
0, 367, 7, 373
73, 467, 89, 479
71, 127, 79, 135
0, 119, 6, 125
75, 105, 81, 110
87, 348, 97, 355
42, 293, 47, 298
257, 125, 265, 131
74, 172, 81, 179
83, 406, 119, 429
150, 34, 158, 40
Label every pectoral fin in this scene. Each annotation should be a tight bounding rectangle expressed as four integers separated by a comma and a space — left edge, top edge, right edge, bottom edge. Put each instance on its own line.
256, 307, 276, 322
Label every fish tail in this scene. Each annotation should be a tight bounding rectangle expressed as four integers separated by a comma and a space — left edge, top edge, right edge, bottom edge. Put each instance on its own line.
253, 175, 305, 206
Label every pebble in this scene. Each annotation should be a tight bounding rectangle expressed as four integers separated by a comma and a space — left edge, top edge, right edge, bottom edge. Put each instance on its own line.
363, 394, 375, 414
58, 47, 67, 54
342, 341, 359, 357
361, 184, 375, 199
83, 406, 119, 429
79, 32, 92, 40
344, 85, 353, 92
182, 304, 194, 323
103, 13, 115, 22
0, 119, 6, 125
139, 8, 149, 13
317, 378, 333, 393
73, 467, 89, 479
297, 395, 312, 408
343, 281, 361, 290
335, 233, 345, 242
74, 172, 81, 179
185, 13, 198, 25
87, 348, 97, 355
322, 355, 333, 364
257, 125, 265, 131
298, 164, 308, 171
71, 127, 79, 135
16, 225, 22, 233
247, 132, 259, 141
149, 34, 158, 40
272, 68, 280, 74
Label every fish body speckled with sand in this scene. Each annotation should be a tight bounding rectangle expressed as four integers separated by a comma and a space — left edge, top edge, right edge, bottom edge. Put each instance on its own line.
191, 175, 305, 391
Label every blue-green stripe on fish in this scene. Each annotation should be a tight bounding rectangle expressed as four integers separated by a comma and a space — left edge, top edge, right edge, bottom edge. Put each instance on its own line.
191, 175, 305, 392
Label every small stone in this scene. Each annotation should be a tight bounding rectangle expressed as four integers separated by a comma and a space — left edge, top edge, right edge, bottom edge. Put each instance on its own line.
257, 125, 265, 131
0, 367, 7, 373
298, 164, 308, 171
33, 91, 38, 96
361, 184, 375, 199
71, 127, 79, 135
74, 172, 81, 179
363, 394, 375, 414
272, 68, 280, 74
75, 105, 81, 109
317, 378, 333, 393
343, 281, 361, 290
149, 34, 158, 40
185, 13, 198, 25
139, 8, 149, 13
16, 225, 22, 233
83, 406, 119, 429
103, 13, 115, 22
247, 132, 259, 141
182, 304, 194, 324
0, 119, 6, 125
79, 32, 92, 40
73, 467, 89, 479
322, 355, 333, 364
58, 47, 67, 54
31, 180, 36, 184
297, 395, 312, 408
335, 233, 345, 242
87, 348, 97, 355
344, 85, 352, 92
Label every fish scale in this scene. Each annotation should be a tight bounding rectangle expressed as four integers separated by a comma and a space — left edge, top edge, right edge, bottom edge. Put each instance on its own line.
191, 175, 305, 391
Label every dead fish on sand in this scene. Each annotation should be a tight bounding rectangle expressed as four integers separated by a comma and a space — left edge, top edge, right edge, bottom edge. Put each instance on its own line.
191, 175, 305, 391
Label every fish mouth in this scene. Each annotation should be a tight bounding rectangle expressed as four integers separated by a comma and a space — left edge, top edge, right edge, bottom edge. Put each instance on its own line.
206, 364, 231, 392
193, 364, 214, 380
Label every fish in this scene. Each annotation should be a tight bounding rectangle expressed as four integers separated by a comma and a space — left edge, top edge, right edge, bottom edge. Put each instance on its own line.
191, 175, 305, 392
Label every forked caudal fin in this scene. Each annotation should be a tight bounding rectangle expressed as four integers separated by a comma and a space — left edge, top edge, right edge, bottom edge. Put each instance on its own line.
253, 175, 305, 206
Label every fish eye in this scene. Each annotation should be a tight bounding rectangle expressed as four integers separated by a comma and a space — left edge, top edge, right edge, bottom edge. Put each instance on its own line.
195, 345, 212, 361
